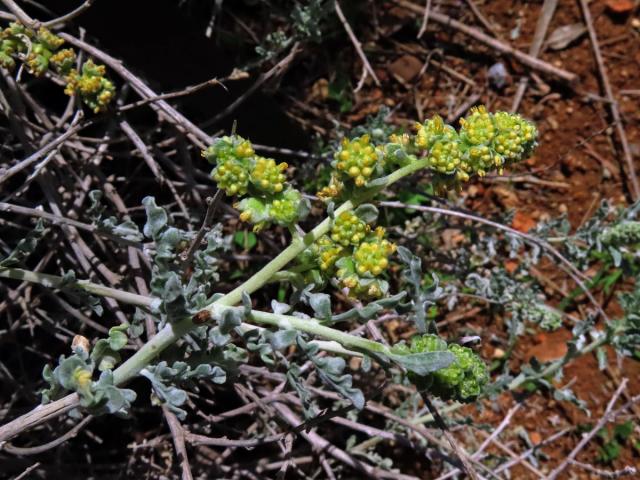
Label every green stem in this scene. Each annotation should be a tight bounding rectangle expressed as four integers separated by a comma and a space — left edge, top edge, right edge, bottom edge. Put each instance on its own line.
109, 162, 429, 383
3, 160, 429, 386
0, 268, 158, 310
215, 199, 354, 307
0, 267, 376, 384
214, 305, 389, 355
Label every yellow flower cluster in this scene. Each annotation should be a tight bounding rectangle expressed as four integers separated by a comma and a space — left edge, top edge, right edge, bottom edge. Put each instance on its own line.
334, 134, 380, 187
0, 22, 115, 112
250, 157, 288, 194
204, 135, 309, 231
314, 214, 396, 298
330, 211, 369, 246
64, 60, 115, 113
412, 106, 538, 191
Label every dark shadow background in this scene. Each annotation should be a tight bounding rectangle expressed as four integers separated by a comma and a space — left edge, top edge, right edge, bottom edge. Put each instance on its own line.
32, 0, 310, 149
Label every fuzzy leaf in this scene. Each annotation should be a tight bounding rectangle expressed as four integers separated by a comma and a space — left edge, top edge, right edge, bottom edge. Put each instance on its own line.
307, 292, 332, 320
354, 204, 379, 223
298, 337, 365, 410
142, 197, 169, 239
0, 218, 46, 267
388, 351, 455, 376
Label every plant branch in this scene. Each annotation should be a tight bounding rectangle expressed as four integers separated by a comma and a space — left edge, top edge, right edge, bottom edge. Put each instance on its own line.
0, 0, 40, 29
43, 0, 95, 28
334, 0, 380, 87
0, 267, 158, 309
578, 0, 639, 200
396, 0, 578, 84
378, 200, 610, 323
547, 379, 631, 480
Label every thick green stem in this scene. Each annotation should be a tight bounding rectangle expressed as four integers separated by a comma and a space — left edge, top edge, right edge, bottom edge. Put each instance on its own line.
0, 268, 375, 384
2, 160, 429, 387
113, 317, 193, 384
0, 268, 158, 309
108, 161, 429, 384
216, 305, 389, 355
215, 199, 353, 307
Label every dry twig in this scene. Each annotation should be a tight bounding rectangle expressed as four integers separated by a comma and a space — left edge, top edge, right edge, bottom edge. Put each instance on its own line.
547, 379, 633, 479
335, 0, 381, 87
578, 0, 640, 200
510, 0, 558, 112
396, 0, 578, 84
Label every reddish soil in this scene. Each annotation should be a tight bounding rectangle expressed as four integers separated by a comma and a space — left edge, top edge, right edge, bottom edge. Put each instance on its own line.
287, 1, 640, 477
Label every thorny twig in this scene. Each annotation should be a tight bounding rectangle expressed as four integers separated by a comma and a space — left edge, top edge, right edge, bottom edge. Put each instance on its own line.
547, 379, 633, 480
180, 190, 223, 269
396, 0, 578, 84
335, 0, 381, 87
421, 393, 479, 480
578, 0, 640, 200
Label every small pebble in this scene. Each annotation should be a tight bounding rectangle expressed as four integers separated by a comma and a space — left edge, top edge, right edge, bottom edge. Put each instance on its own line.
488, 62, 509, 89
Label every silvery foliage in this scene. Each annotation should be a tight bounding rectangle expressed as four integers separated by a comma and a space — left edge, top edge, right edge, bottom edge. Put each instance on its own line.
397, 245, 445, 333
87, 190, 144, 242
0, 218, 46, 267
256, 0, 329, 61
613, 281, 640, 359
532, 199, 640, 269
137, 198, 395, 418
59, 269, 104, 317
0, 206, 136, 414
41, 325, 136, 416
141, 361, 227, 420
138, 197, 253, 416
530, 200, 640, 363
297, 336, 365, 411
396, 199, 640, 409
141, 196, 228, 323
464, 268, 561, 334
0, 218, 104, 315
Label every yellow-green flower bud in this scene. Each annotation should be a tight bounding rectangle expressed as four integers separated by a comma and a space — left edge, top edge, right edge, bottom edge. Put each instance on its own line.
400, 334, 489, 402
250, 156, 287, 194
212, 158, 249, 196
492, 111, 537, 166
26, 48, 52, 77
64, 60, 115, 112
50, 48, 76, 75
353, 228, 395, 277
426, 135, 463, 175
317, 176, 343, 199
335, 134, 379, 187
36, 27, 64, 51
330, 211, 369, 247
414, 115, 456, 150
313, 236, 344, 273
459, 106, 496, 146
269, 188, 305, 226
72, 366, 92, 392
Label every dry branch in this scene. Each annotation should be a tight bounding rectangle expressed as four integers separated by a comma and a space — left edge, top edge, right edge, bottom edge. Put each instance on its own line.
396, 0, 578, 84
